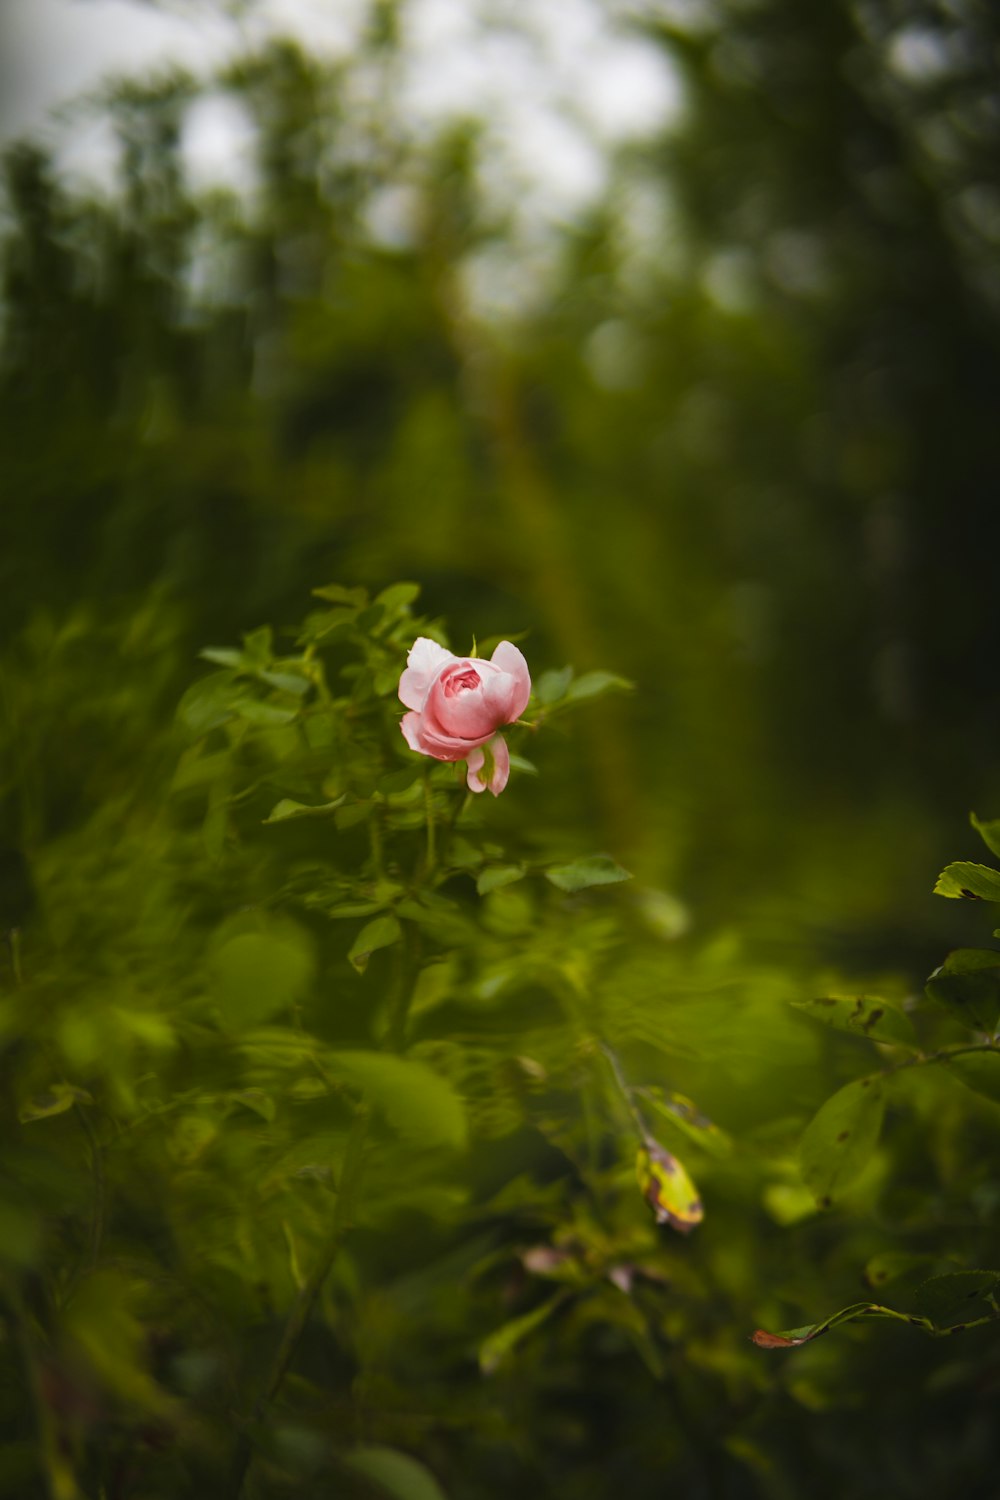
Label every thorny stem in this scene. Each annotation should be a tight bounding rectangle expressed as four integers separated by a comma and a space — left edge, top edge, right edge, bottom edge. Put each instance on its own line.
228, 1102, 370, 1499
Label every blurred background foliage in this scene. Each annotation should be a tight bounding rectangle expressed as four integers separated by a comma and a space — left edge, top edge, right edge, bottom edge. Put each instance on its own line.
2, 0, 1000, 1495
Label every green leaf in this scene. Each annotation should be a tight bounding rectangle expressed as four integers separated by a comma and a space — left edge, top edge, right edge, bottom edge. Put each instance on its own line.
327, 1051, 466, 1149
232, 697, 298, 726
264, 796, 347, 823
19, 1083, 93, 1124
199, 646, 243, 668
258, 669, 311, 695
345, 1446, 448, 1500
751, 1299, 962, 1349
934, 862, 1000, 902
912, 1271, 1000, 1328
241, 625, 274, 664
545, 856, 632, 893
792, 995, 914, 1046
799, 1077, 884, 1206
943, 1049, 1000, 1102
374, 581, 421, 613
535, 667, 573, 706
640, 1089, 733, 1158
925, 949, 1000, 1034
177, 670, 238, 737
476, 865, 526, 896
563, 670, 634, 705
348, 914, 403, 974
229, 1089, 276, 1123
211, 926, 316, 1025
480, 1295, 567, 1374
312, 583, 368, 607
971, 811, 1000, 859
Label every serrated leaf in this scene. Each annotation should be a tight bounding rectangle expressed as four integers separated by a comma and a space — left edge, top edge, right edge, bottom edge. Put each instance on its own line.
792, 995, 914, 1046
545, 856, 632, 893
799, 1077, 884, 1206
345, 1445, 448, 1500
636, 1141, 703, 1232
264, 796, 347, 824
934, 862, 1000, 902
911, 1271, 1000, 1328
348, 914, 402, 974
971, 812, 1000, 860
476, 865, 526, 896
326, 1051, 466, 1149
925, 949, 1000, 1035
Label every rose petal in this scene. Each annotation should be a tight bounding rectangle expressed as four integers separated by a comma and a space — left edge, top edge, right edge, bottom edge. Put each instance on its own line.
480, 666, 521, 727
402, 709, 478, 762
465, 746, 486, 793
398, 637, 455, 711
486, 734, 510, 795
426, 666, 498, 741
490, 641, 531, 720
400, 711, 430, 754
414, 707, 494, 759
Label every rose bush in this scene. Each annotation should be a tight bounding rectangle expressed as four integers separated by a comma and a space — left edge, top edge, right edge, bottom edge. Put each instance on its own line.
398, 636, 531, 794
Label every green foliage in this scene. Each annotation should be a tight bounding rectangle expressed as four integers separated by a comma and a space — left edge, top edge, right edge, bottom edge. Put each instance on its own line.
2, 581, 1000, 1497
3, 0, 1000, 1490
799, 1078, 884, 1207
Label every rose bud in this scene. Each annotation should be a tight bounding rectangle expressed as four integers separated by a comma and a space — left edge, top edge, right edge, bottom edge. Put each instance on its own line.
398, 637, 531, 796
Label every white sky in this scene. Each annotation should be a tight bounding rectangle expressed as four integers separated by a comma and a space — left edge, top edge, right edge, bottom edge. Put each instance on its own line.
0, 0, 686, 215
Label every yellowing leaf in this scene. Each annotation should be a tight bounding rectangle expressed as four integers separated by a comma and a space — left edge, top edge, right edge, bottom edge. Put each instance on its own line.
934, 862, 1000, 902
636, 1141, 703, 1233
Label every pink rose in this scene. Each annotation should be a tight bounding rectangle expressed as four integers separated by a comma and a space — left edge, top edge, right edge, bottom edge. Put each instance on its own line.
398, 637, 531, 796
